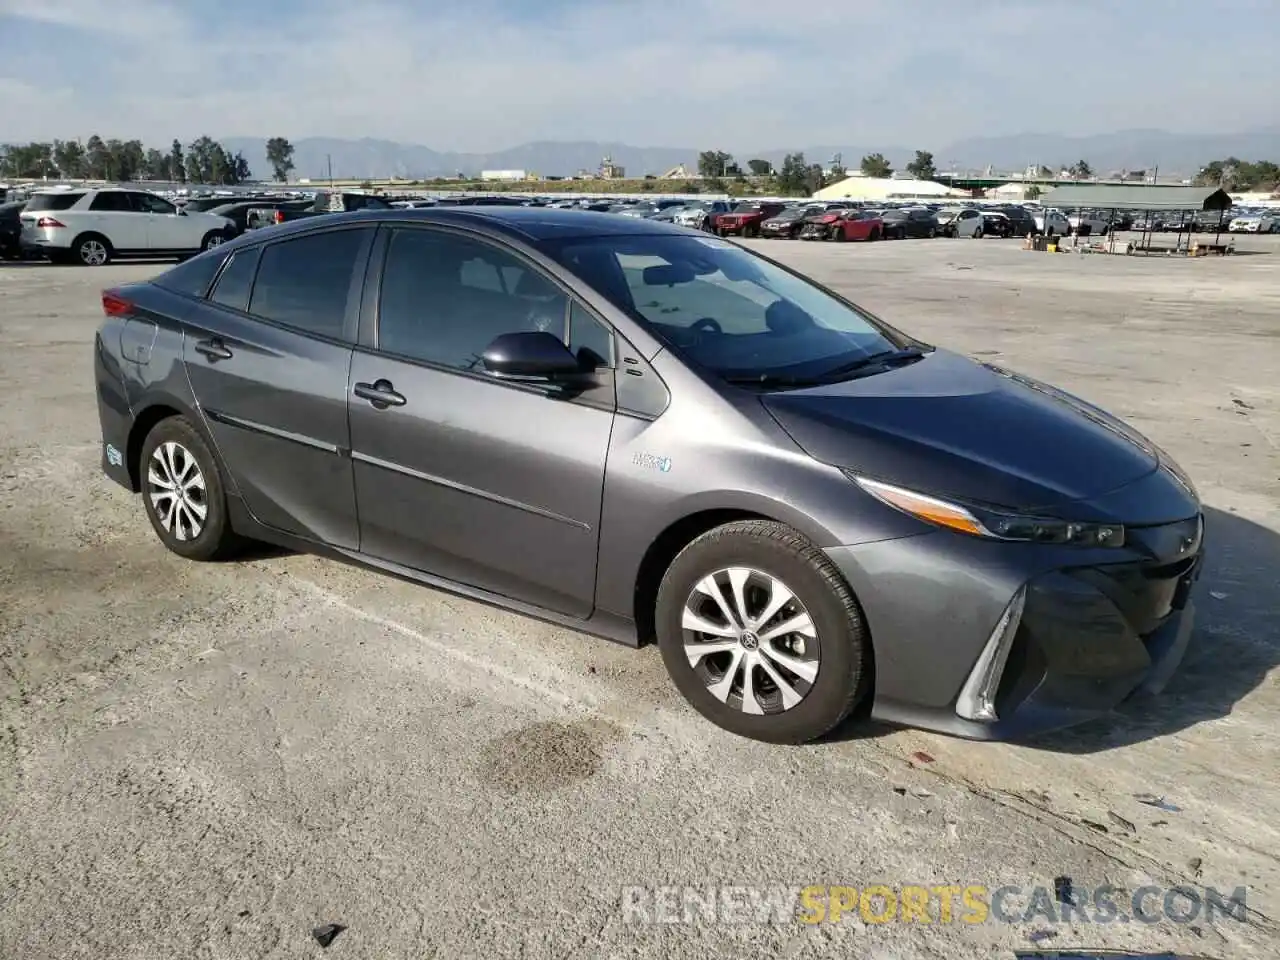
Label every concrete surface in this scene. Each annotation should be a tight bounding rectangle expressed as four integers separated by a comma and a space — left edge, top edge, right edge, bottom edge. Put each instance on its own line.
1, 235, 1277, 960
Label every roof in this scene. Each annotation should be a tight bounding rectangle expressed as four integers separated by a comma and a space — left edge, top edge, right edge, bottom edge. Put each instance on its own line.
219, 205, 693, 252
1039, 184, 1233, 211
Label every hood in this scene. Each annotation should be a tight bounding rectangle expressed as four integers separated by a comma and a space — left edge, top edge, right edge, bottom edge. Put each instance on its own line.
762, 349, 1160, 512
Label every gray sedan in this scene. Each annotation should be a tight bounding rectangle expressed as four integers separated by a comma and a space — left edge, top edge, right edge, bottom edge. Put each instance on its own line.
94, 208, 1204, 743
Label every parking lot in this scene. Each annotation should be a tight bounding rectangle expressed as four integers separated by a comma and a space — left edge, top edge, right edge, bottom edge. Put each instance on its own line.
2, 235, 1278, 959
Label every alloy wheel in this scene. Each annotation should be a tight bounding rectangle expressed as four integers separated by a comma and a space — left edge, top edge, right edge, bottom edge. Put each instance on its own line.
147, 441, 208, 541
681, 567, 819, 715
79, 240, 108, 266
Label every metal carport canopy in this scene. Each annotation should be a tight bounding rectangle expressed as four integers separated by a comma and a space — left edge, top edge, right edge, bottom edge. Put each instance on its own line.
1039, 185, 1233, 211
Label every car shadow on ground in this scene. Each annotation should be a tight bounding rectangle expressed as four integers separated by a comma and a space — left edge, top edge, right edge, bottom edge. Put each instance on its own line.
1027, 506, 1279, 753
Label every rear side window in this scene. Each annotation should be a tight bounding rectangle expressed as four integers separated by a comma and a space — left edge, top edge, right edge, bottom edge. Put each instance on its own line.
89, 192, 133, 212
26, 193, 84, 212
154, 249, 226, 298
209, 247, 261, 313
248, 228, 370, 340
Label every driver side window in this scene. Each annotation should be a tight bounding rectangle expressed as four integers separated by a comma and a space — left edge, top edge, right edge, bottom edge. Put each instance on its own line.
132, 193, 176, 215
377, 228, 569, 373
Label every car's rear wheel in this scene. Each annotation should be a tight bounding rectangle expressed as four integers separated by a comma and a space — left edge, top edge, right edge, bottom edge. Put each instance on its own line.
656, 520, 869, 744
928, 227, 937, 238
972, 227, 983, 239
868, 228, 881, 241
139, 416, 243, 561
73, 234, 111, 266
832, 226, 845, 242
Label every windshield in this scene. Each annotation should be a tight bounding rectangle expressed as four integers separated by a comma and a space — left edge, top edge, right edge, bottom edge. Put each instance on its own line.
543, 234, 903, 380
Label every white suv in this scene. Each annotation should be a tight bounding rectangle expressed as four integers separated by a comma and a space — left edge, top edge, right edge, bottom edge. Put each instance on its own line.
19, 188, 234, 266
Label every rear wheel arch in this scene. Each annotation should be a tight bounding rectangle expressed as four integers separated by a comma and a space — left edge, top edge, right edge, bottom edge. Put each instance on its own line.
126, 400, 224, 493
71, 232, 113, 264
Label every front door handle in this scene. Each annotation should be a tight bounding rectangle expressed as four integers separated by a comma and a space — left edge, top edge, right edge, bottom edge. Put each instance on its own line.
353, 379, 406, 408
194, 337, 233, 361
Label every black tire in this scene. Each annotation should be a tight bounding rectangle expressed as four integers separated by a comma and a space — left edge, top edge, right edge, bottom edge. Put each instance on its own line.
139, 415, 243, 561
927, 227, 937, 238
869, 228, 881, 242
655, 520, 870, 744
832, 227, 845, 242
972, 228, 983, 239
72, 234, 112, 266
201, 230, 229, 252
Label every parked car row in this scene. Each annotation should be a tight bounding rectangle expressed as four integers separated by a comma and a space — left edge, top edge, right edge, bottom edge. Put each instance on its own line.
6, 180, 1273, 266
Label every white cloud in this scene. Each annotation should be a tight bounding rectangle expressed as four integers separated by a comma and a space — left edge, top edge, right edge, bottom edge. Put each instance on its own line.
0, 0, 1276, 150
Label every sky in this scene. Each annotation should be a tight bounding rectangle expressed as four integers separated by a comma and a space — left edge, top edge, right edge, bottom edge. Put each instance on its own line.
1, 0, 1277, 152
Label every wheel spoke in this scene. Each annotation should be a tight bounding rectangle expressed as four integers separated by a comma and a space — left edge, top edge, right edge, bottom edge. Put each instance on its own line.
684, 638, 739, 666
760, 643, 819, 684
147, 466, 175, 490
726, 567, 752, 627
759, 611, 815, 644
740, 653, 764, 714
705, 648, 744, 703
681, 608, 736, 638
695, 574, 740, 629
753, 576, 795, 628
756, 656, 804, 710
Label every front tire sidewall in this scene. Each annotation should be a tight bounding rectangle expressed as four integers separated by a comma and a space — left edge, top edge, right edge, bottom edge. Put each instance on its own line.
656, 521, 868, 744
139, 416, 238, 561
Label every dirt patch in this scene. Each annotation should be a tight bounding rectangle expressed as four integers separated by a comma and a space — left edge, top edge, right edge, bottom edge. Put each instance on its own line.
478, 718, 620, 793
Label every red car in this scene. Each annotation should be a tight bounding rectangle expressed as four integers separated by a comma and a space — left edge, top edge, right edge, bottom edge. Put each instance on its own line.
799, 209, 884, 242
714, 201, 787, 238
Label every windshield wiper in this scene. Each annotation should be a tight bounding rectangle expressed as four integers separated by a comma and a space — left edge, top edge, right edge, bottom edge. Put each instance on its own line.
722, 373, 831, 389
819, 345, 929, 381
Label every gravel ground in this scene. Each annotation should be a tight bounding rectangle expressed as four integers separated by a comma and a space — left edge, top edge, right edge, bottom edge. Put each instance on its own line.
1, 233, 1277, 959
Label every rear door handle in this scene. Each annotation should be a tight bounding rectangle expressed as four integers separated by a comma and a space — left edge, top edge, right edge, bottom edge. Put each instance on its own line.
194, 337, 233, 361
353, 379, 406, 408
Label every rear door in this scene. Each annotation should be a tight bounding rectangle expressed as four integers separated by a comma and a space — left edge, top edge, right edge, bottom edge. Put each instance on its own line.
182, 225, 375, 548
347, 225, 615, 617
87, 191, 148, 251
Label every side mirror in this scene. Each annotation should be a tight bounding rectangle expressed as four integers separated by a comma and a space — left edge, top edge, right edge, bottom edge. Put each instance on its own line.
482, 331, 583, 379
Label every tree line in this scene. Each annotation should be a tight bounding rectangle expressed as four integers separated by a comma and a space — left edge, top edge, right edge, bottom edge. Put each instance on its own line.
0, 136, 299, 186
1194, 158, 1279, 192
696, 149, 939, 196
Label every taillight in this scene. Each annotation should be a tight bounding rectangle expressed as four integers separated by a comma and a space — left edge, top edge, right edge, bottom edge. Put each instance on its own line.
102, 290, 134, 317
274, 210, 285, 224
36, 216, 66, 228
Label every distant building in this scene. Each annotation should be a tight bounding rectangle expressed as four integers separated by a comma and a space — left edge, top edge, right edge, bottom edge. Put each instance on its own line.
661, 163, 691, 179
598, 156, 625, 179
480, 169, 528, 182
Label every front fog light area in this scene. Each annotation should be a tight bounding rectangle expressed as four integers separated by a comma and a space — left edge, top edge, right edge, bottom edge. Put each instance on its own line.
956, 586, 1026, 722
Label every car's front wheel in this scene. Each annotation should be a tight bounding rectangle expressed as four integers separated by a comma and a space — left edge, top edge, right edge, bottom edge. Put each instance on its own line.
656, 520, 870, 744
139, 416, 243, 561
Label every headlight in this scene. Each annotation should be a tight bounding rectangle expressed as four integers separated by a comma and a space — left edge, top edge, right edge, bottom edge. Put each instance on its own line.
850, 475, 1125, 547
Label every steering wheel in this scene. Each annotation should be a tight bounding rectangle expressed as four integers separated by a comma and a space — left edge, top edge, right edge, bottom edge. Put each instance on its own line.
690, 317, 723, 335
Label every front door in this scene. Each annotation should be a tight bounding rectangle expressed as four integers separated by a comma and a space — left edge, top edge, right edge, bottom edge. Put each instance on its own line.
183, 226, 375, 548
130, 191, 188, 250
347, 225, 616, 617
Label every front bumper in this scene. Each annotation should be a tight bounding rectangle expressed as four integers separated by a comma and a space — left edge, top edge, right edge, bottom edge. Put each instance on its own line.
826, 513, 1205, 740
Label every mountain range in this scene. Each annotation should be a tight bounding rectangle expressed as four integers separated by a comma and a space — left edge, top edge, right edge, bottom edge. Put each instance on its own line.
220, 127, 1280, 181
